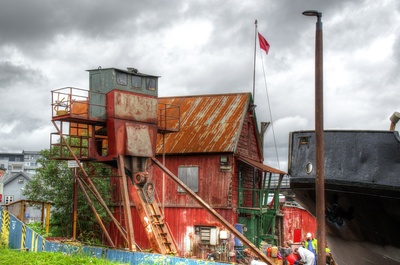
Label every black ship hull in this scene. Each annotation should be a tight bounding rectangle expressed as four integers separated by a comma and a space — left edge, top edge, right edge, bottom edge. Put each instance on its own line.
288, 130, 400, 265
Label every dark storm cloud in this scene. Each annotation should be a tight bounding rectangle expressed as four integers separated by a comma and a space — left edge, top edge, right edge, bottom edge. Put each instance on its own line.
0, 61, 45, 90
0, 0, 185, 53
0, 0, 398, 164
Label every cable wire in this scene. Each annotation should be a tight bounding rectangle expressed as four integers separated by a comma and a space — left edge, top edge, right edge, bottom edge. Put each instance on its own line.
258, 48, 281, 170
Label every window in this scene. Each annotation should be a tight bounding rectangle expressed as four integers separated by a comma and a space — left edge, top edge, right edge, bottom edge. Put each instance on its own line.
131, 75, 142, 89
12, 164, 23, 172
196, 226, 218, 245
178, 166, 199, 192
5, 195, 14, 204
18, 178, 24, 184
116, 72, 128, 85
146, 78, 156, 91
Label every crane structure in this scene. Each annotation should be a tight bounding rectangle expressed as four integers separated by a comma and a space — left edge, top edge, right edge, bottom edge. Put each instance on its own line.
50, 67, 179, 254
50, 67, 275, 264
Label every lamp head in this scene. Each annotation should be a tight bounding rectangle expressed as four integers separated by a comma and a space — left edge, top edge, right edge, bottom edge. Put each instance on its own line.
302, 10, 322, 18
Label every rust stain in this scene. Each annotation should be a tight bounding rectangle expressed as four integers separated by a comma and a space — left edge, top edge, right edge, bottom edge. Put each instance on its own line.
156, 93, 250, 154
114, 91, 158, 123
125, 123, 155, 157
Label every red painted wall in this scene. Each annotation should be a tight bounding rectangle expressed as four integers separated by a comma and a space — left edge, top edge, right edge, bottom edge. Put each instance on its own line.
128, 207, 238, 257
108, 206, 237, 256
282, 206, 317, 244
106, 153, 239, 255
152, 154, 235, 208
235, 111, 262, 161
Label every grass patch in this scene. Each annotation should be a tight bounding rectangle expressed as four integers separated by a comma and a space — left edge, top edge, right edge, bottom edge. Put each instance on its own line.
0, 248, 128, 265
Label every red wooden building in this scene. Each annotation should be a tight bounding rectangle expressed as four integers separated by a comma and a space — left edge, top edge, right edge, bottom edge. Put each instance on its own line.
49, 68, 315, 263
50, 68, 284, 262
128, 92, 286, 259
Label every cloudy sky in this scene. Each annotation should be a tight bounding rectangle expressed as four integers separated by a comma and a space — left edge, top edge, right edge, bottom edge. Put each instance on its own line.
1, 0, 399, 171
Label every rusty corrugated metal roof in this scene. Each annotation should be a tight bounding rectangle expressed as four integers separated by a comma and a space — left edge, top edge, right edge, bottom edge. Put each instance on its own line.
156, 93, 251, 154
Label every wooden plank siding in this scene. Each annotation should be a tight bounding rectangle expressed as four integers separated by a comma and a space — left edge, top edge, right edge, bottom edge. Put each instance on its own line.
235, 111, 263, 161
109, 203, 238, 257
110, 207, 238, 258
152, 154, 234, 208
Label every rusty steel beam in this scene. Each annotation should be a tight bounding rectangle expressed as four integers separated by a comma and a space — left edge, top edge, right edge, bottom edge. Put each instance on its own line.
75, 177, 115, 246
51, 121, 131, 247
76, 170, 130, 244
72, 168, 78, 239
76, 169, 130, 245
117, 155, 137, 251
152, 158, 275, 265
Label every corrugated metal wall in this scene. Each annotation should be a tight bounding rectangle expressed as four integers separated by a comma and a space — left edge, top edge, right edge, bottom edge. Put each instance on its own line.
108, 153, 239, 256
0, 208, 229, 265
282, 206, 317, 244
149, 153, 237, 257
125, 204, 238, 258
153, 154, 233, 208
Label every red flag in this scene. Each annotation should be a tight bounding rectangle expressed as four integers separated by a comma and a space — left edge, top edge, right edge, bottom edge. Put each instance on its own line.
258, 32, 270, 54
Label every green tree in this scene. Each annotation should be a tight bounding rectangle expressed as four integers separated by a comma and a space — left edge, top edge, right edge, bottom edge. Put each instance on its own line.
24, 149, 112, 244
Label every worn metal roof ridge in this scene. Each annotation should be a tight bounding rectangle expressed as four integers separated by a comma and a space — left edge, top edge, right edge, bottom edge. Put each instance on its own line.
159, 91, 251, 99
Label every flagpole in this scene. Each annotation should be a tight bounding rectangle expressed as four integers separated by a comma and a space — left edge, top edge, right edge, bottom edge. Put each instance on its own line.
252, 19, 257, 103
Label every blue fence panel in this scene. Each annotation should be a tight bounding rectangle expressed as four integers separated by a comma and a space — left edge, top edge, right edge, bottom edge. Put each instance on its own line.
36, 232, 45, 252
8, 215, 22, 249
131, 252, 229, 265
59, 243, 83, 256
24, 225, 35, 251
82, 245, 105, 259
45, 241, 61, 252
23, 225, 45, 252
105, 248, 135, 264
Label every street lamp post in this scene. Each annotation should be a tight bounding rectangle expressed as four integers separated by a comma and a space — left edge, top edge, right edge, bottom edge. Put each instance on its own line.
303, 10, 326, 265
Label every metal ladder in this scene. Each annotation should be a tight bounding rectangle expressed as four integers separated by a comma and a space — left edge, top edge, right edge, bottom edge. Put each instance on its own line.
118, 156, 178, 255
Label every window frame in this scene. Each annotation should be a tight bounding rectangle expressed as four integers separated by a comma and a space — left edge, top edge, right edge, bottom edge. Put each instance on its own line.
131, 75, 143, 89
116, 72, 128, 86
5, 195, 14, 204
177, 165, 199, 193
146, 77, 157, 91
